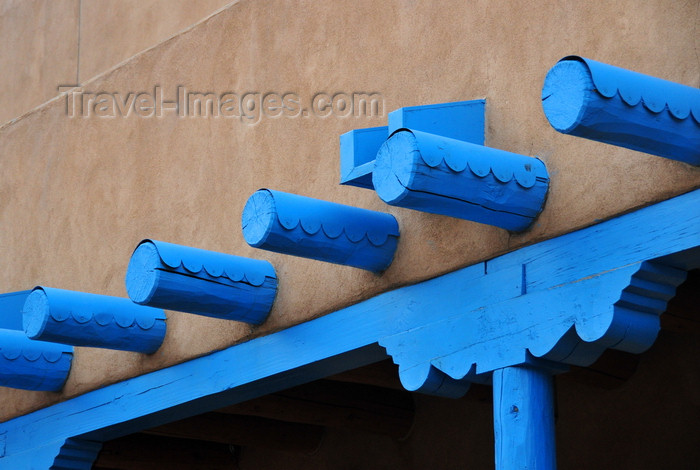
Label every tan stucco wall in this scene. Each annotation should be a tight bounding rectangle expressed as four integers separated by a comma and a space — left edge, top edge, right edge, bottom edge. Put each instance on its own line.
0, 0, 79, 124
0, 0, 698, 421
0, 0, 233, 124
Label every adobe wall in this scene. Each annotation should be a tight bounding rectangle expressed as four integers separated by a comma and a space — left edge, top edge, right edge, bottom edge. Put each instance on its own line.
0, 0, 698, 421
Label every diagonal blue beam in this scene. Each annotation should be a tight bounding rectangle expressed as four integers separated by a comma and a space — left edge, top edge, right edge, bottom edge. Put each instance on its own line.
0, 189, 697, 469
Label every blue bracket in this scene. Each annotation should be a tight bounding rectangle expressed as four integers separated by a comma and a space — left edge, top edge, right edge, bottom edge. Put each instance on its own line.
242, 189, 399, 273
340, 99, 548, 231
542, 56, 700, 165
339, 100, 485, 188
23, 287, 166, 354
126, 239, 277, 324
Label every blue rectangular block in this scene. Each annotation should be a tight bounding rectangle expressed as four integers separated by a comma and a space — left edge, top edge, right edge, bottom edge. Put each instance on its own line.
339, 126, 388, 189
388, 100, 485, 145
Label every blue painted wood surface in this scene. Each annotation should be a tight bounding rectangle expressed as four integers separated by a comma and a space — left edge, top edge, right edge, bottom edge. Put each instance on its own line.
242, 189, 400, 272
126, 239, 277, 324
0, 291, 30, 330
0, 328, 72, 391
387, 100, 485, 144
339, 100, 486, 189
23, 287, 166, 354
339, 126, 388, 189
0, 189, 697, 468
542, 56, 700, 165
373, 129, 549, 231
493, 366, 556, 470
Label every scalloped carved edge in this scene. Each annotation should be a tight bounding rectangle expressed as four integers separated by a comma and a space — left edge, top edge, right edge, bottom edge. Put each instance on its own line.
31, 287, 166, 331
261, 189, 400, 247
565, 55, 700, 123
50, 437, 103, 470
398, 128, 550, 190
0, 329, 72, 363
143, 239, 276, 287
381, 259, 688, 394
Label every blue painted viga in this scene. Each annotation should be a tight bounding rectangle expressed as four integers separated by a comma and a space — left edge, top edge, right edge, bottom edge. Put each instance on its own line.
0, 329, 73, 391
542, 55, 700, 165
126, 240, 277, 324
242, 189, 400, 273
373, 129, 549, 231
23, 286, 166, 354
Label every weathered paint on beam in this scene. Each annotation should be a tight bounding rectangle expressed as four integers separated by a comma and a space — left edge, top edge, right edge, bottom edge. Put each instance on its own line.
242, 189, 399, 273
493, 366, 556, 470
126, 240, 277, 324
0, 328, 73, 391
23, 287, 166, 354
373, 129, 549, 231
0, 189, 697, 469
542, 56, 700, 165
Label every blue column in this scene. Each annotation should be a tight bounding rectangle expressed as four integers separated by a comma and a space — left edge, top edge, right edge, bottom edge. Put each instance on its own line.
492, 365, 556, 470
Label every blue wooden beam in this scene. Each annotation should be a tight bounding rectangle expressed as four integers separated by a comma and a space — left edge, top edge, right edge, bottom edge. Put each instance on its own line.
23, 287, 166, 354
242, 189, 399, 272
493, 365, 556, 470
126, 239, 277, 324
372, 129, 549, 231
0, 328, 72, 391
339, 100, 485, 188
542, 56, 700, 165
0, 189, 697, 469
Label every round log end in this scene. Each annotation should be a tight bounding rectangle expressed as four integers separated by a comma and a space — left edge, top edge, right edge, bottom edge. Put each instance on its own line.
242, 189, 278, 248
22, 287, 50, 339
542, 58, 594, 133
126, 241, 161, 304
372, 129, 419, 206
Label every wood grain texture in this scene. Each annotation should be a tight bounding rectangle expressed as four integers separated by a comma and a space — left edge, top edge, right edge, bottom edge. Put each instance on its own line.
22, 286, 166, 354
0, 189, 697, 468
126, 239, 277, 324
373, 129, 549, 231
0, 328, 73, 391
242, 189, 399, 272
542, 56, 700, 165
493, 366, 556, 470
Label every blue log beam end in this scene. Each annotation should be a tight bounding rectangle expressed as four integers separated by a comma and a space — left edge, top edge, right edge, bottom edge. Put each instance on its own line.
0, 329, 72, 391
493, 365, 556, 470
542, 56, 700, 166
372, 129, 549, 232
242, 189, 400, 273
22, 287, 166, 354
126, 240, 277, 325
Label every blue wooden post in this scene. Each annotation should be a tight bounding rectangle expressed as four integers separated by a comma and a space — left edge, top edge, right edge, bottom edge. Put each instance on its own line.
126, 240, 277, 324
242, 189, 400, 273
373, 129, 549, 231
493, 366, 556, 470
0, 329, 73, 391
23, 287, 166, 354
542, 56, 700, 165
